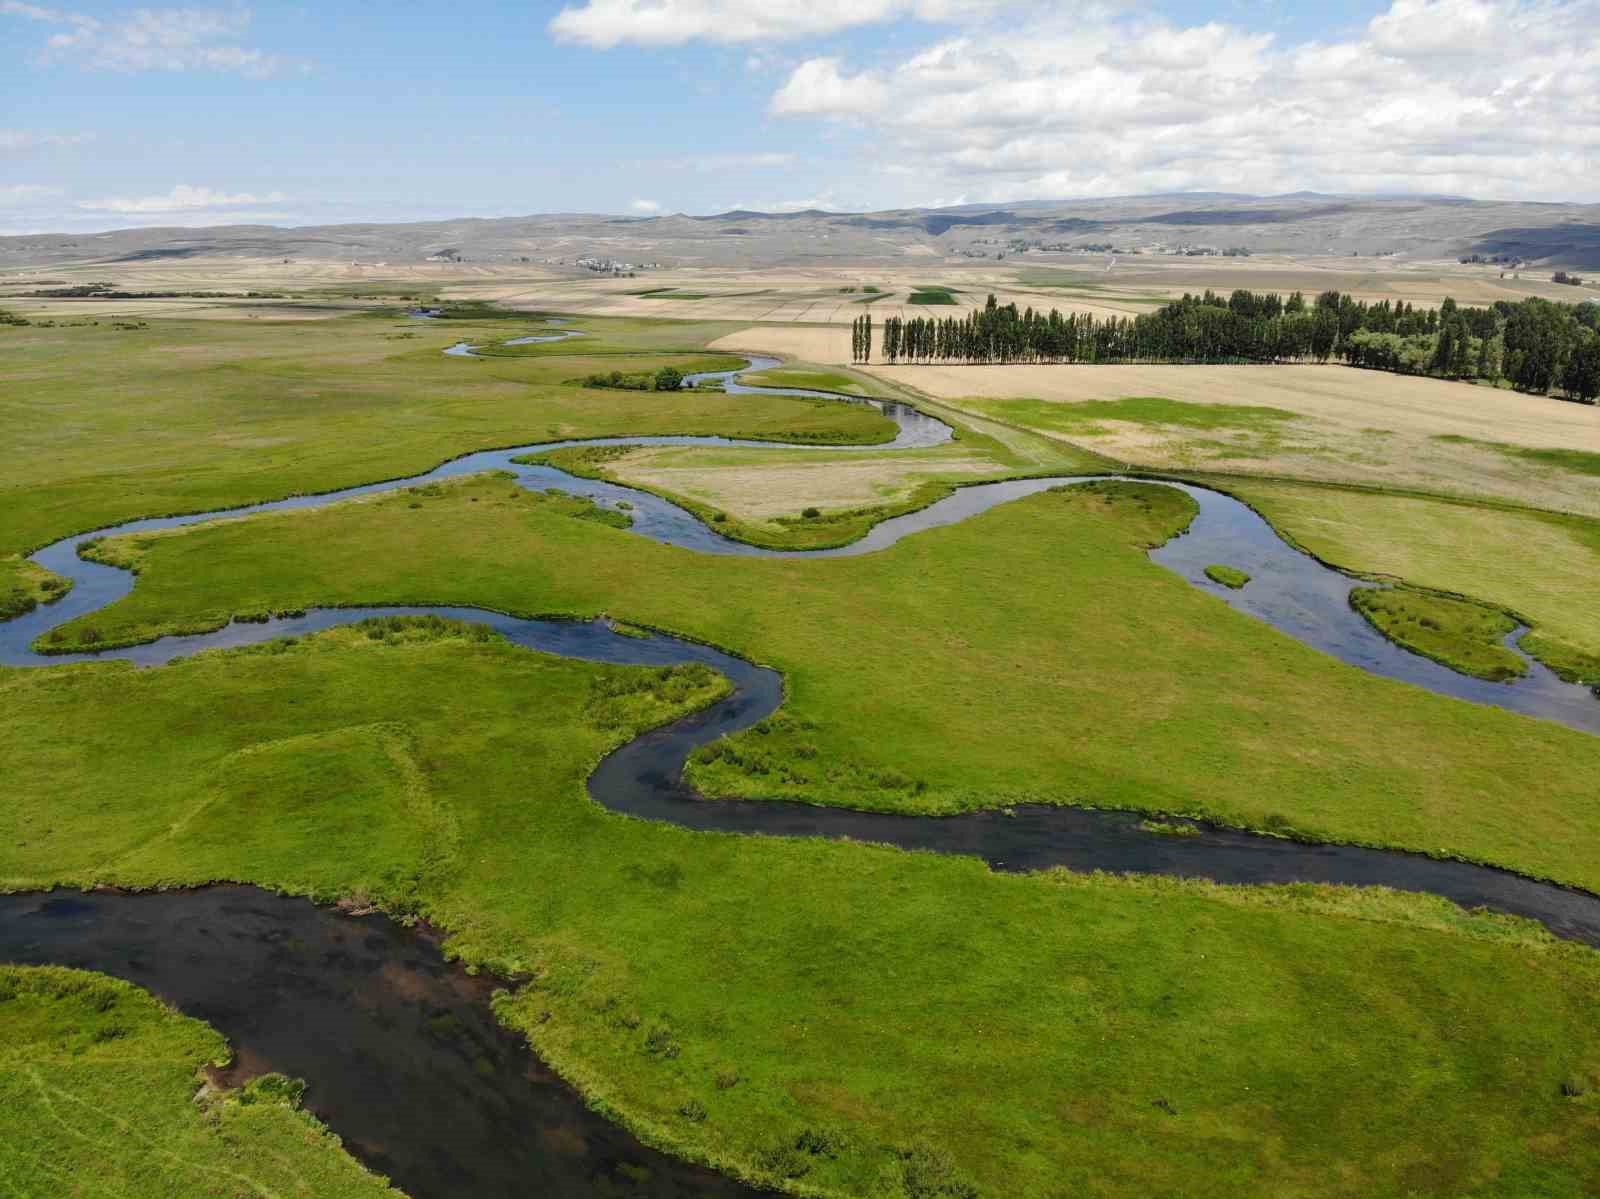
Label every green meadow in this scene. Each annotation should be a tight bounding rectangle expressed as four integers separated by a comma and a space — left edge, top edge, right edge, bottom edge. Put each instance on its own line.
0, 314, 892, 555
49, 474, 1600, 892
7, 618, 1600, 1198
0, 965, 399, 1197
8, 310, 1600, 1198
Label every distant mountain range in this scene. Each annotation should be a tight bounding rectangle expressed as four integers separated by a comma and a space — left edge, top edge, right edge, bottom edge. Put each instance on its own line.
4, 193, 1598, 269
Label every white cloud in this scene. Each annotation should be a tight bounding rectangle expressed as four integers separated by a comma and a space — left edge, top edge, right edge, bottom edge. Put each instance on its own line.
77, 184, 287, 213
548, 0, 1018, 48
766, 0, 1600, 202
772, 58, 889, 114
0, 128, 87, 153
1, 3, 288, 75
629, 198, 662, 213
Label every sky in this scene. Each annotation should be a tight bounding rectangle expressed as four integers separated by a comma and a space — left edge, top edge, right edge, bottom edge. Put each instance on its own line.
1, 0, 1596, 234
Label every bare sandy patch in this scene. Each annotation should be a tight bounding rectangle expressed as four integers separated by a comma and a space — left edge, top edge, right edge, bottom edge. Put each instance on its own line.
602, 445, 1004, 521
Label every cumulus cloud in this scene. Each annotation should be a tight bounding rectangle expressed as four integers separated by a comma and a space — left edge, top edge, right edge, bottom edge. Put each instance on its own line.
629, 197, 663, 213
77, 184, 287, 213
765, 0, 1600, 202
1, 3, 288, 75
549, 0, 1017, 47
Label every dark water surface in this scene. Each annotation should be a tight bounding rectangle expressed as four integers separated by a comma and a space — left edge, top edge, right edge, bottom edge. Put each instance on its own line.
0, 887, 758, 1198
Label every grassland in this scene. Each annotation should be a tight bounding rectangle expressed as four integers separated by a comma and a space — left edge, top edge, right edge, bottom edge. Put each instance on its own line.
0, 555, 70, 619
1203, 564, 1250, 589
42, 475, 1600, 893
0, 314, 892, 556
864, 362, 1600, 516
1229, 479, 1600, 685
0, 965, 398, 1196
9, 297, 1600, 1196
734, 364, 898, 398
7, 620, 1600, 1198
1435, 434, 1600, 478
1351, 587, 1526, 681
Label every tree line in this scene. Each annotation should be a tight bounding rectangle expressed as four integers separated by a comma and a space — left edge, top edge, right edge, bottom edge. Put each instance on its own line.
861, 291, 1600, 401
851, 314, 873, 363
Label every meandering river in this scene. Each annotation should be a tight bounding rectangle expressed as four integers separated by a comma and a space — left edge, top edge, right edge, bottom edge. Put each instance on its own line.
4, 344, 1599, 1198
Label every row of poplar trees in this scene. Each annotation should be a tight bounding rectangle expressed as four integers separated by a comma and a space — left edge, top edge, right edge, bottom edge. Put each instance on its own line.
850, 314, 872, 363
855, 292, 1600, 401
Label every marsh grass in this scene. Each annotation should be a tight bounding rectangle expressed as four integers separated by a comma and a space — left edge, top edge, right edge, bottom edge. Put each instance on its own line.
0, 555, 71, 619
1203, 564, 1251, 589
0, 314, 885, 554
46, 472, 1600, 895
0, 965, 398, 1196
1350, 587, 1526, 681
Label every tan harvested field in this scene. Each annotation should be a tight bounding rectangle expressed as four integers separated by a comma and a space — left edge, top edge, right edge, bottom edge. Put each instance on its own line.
0, 256, 563, 320
866, 362, 1600, 516
709, 324, 852, 363
598, 443, 1011, 522
5, 251, 1584, 326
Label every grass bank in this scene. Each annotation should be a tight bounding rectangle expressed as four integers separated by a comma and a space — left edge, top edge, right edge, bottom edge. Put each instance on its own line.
46, 475, 1600, 892
6, 624, 1600, 1197
1351, 587, 1526, 681
0, 964, 399, 1196
1, 555, 71, 619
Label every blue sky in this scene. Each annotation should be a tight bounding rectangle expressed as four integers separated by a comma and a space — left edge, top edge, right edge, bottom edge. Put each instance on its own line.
1, 0, 1595, 233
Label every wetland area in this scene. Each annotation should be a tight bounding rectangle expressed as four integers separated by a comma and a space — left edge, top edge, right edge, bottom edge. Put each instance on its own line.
5, 299, 1600, 1199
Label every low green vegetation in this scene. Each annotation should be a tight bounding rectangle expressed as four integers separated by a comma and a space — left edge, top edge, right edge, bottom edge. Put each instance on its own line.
573, 364, 707, 393
735, 364, 899, 398
1203, 564, 1250, 589
1350, 587, 1526, 682
908, 287, 959, 305
1434, 434, 1600, 479
0, 964, 398, 1196
1229, 479, 1600, 686
45, 475, 1600, 892
0, 313, 894, 555
7, 623, 1600, 1197
965, 395, 1301, 437
1, 556, 71, 619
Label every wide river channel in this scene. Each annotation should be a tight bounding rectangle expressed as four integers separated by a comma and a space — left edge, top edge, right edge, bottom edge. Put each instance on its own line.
4, 342, 1599, 1196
